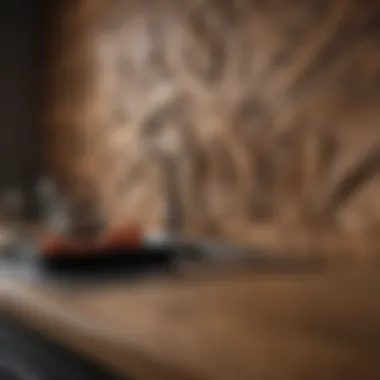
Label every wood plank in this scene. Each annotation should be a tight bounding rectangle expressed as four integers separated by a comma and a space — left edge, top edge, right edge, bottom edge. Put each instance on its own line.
2, 269, 380, 380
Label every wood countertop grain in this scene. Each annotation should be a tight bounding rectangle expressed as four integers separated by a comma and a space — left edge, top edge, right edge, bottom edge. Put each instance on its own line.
2, 266, 380, 380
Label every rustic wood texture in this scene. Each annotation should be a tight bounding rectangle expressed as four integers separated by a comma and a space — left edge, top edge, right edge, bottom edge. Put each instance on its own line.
2, 269, 380, 380
44, 0, 380, 255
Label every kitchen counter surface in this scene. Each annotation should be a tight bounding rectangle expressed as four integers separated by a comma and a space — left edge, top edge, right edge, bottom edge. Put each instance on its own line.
2, 262, 380, 380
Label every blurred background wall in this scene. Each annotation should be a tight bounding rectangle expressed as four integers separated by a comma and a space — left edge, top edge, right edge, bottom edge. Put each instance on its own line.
9, 0, 380, 256
0, 0, 49, 220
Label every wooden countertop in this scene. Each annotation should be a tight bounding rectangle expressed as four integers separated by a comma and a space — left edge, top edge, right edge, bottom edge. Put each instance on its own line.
2, 263, 380, 380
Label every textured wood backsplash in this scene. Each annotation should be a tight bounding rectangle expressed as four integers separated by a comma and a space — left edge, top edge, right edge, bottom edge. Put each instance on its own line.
44, 0, 380, 256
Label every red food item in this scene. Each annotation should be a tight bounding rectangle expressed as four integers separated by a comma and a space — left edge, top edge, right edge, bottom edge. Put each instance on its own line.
40, 222, 142, 257
40, 234, 98, 256
101, 223, 142, 248
40, 235, 70, 256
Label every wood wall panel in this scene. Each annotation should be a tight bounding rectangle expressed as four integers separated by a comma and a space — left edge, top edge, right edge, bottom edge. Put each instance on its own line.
46, 0, 380, 256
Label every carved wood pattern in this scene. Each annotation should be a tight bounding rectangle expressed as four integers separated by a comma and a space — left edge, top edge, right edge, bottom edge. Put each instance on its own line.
45, 0, 380, 254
